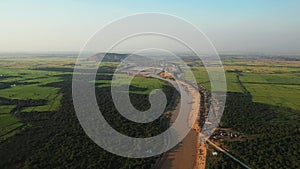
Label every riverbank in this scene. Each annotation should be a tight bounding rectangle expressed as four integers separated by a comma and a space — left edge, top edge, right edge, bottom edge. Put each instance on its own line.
159, 80, 203, 169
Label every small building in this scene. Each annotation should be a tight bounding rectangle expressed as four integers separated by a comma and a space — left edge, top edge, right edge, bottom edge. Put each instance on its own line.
212, 152, 218, 156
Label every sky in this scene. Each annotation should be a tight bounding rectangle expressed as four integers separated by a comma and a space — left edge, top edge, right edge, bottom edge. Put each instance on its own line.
0, 0, 300, 55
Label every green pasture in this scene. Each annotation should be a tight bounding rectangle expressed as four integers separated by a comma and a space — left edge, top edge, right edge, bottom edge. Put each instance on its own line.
182, 67, 244, 93
244, 84, 300, 110
0, 84, 59, 100
0, 66, 64, 113
22, 94, 62, 112
0, 105, 16, 114
240, 73, 300, 85
96, 74, 167, 94
0, 113, 23, 140
185, 65, 300, 110
225, 65, 299, 74
0, 67, 63, 83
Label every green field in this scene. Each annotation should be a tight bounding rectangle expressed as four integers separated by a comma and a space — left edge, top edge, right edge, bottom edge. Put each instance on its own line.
0, 57, 169, 141
0, 56, 178, 169
0, 84, 59, 100
244, 84, 300, 110
0, 114, 23, 134
185, 61, 300, 111
240, 73, 300, 84
199, 59, 300, 169
22, 94, 63, 112
0, 105, 15, 114
0, 65, 64, 113
0, 105, 23, 141
0, 58, 69, 140
96, 74, 168, 94
0, 56, 299, 168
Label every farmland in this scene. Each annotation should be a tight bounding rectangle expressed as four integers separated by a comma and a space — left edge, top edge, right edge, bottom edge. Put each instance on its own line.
199, 58, 300, 169
0, 66, 63, 141
185, 59, 300, 111
96, 75, 167, 94
0, 56, 180, 168
0, 55, 299, 169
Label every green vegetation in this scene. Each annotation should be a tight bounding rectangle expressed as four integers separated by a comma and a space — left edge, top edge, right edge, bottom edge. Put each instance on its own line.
0, 105, 18, 139
0, 105, 24, 141
200, 58, 300, 169
187, 60, 300, 111
0, 105, 15, 114
0, 84, 59, 100
182, 67, 244, 92
96, 74, 167, 94
214, 92, 300, 169
0, 58, 66, 141
239, 73, 300, 84
0, 56, 299, 168
0, 65, 64, 114
22, 94, 62, 112
0, 58, 179, 169
244, 84, 300, 110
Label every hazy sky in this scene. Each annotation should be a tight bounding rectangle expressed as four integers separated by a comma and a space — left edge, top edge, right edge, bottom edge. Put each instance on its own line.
0, 0, 299, 54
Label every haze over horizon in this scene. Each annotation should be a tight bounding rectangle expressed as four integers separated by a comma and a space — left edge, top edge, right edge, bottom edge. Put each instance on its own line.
1, 0, 300, 55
